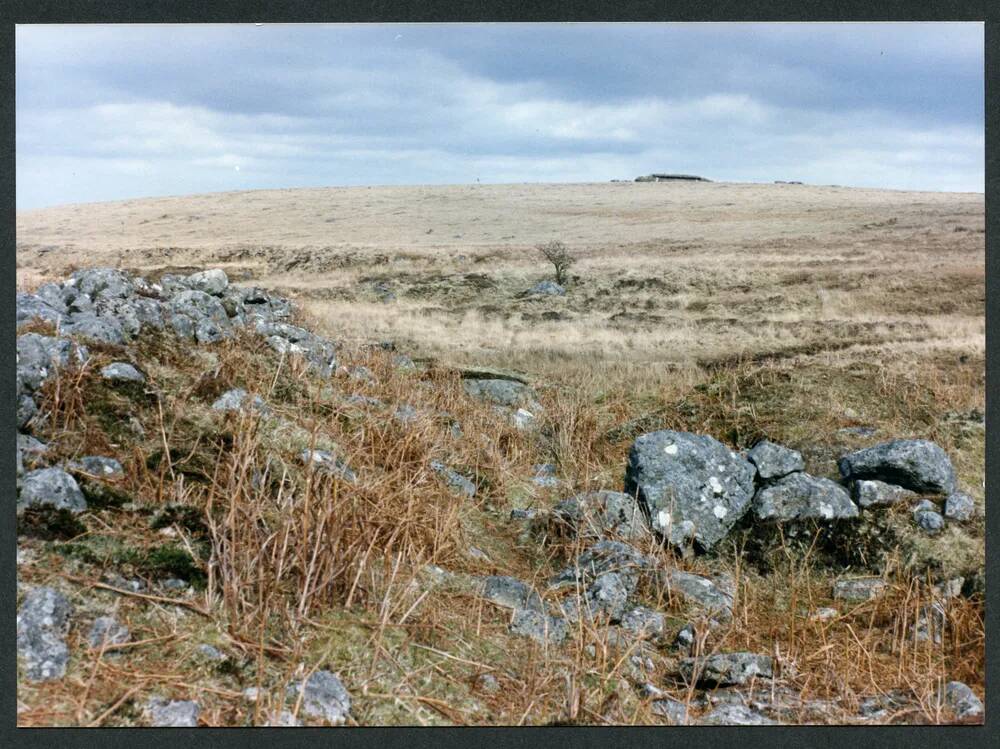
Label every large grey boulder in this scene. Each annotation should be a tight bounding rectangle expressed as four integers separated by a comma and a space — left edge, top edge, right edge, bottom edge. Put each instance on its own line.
551, 490, 649, 542
752, 472, 858, 522
17, 587, 73, 682
838, 440, 956, 494
18, 467, 87, 513
852, 479, 917, 509
70, 268, 134, 301
624, 430, 755, 550
60, 312, 126, 345
16, 292, 63, 329
168, 290, 231, 343
746, 440, 804, 480
185, 269, 229, 296
17, 333, 87, 393
680, 652, 773, 686
293, 670, 351, 725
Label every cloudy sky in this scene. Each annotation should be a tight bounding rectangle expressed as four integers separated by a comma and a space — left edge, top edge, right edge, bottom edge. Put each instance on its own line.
16, 22, 984, 209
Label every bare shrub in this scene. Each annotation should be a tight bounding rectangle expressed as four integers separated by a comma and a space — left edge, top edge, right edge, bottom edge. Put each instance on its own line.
536, 240, 576, 286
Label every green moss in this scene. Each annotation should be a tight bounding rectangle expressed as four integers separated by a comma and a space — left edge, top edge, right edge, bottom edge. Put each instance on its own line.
17, 508, 87, 540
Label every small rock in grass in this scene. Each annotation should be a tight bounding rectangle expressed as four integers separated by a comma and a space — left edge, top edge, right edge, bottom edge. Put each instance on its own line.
18, 467, 87, 513
88, 616, 130, 648
698, 704, 779, 725
17, 586, 73, 682
291, 670, 351, 725
853, 479, 917, 508
833, 577, 887, 602
146, 697, 200, 727
75, 456, 124, 478
943, 492, 976, 522
100, 362, 145, 383
746, 440, 804, 480
914, 509, 945, 534
941, 681, 984, 721
679, 652, 774, 686
509, 608, 568, 646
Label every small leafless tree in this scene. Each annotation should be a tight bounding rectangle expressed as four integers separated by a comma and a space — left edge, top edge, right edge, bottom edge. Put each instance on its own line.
536, 240, 576, 286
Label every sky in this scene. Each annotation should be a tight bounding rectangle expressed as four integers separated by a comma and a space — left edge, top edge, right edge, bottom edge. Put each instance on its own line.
15, 22, 985, 209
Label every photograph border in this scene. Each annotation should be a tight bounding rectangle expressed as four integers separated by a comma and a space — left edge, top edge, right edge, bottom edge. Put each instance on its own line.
2, 1, 995, 747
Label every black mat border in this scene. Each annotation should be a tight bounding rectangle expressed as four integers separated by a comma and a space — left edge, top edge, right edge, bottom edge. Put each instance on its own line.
1, 2, 995, 748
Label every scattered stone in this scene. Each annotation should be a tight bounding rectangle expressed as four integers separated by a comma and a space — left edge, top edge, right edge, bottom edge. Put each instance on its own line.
551, 490, 650, 542
941, 681, 984, 721
752, 472, 858, 522
561, 571, 630, 623
300, 450, 357, 483
429, 461, 476, 498
656, 569, 734, 620
550, 540, 654, 593
392, 354, 416, 370
265, 710, 304, 727
197, 644, 226, 661
88, 616, 130, 648
61, 313, 126, 345
392, 403, 420, 424
211, 388, 269, 414
74, 456, 125, 478
838, 439, 956, 495
467, 546, 490, 562
914, 510, 945, 535
680, 652, 774, 686
531, 463, 560, 488
463, 378, 541, 410
858, 690, 912, 720
810, 607, 839, 622
673, 623, 696, 652
510, 408, 538, 430
100, 362, 146, 383
18, 467, 87, 513
651, 696, 691, 724
912, 601, 947, 644
624, 430, 755, 550
185, 269, 229, 296
146, 697, 200, 727
292, 670, 351, 725
943, 492, 976, 522
17, 586, 73, 682
526, 280, 566, 296
509, 608, 568, 646
475, 673, 501, 693
747, 440, 805, 480
510, 508, 539, 521
832, 577, 887, 602
620, 606, 666, 640
853, 479, 918, 509
698, 704, 778, 725
481, 576, 544, 612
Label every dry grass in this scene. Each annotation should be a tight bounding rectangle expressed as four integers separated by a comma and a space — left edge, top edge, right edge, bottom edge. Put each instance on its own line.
15, 182, 984, 725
